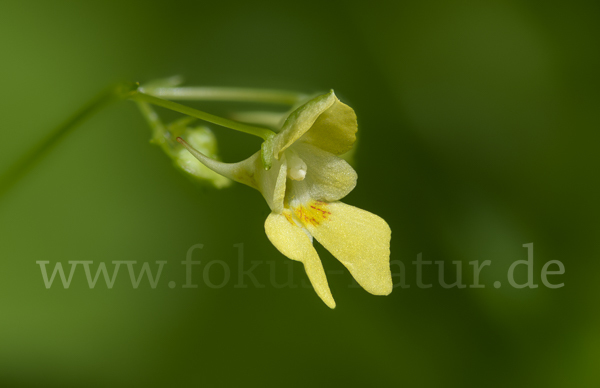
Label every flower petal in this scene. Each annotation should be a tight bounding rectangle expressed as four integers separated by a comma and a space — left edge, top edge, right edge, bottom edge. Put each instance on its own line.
255, 154, 287, 213
265, 211, 336, 309
273, 91, 337, 159
298, 97, 357, 156
289, 142, 357, 203
294, 201, 392, 296
178, 138, 287, 213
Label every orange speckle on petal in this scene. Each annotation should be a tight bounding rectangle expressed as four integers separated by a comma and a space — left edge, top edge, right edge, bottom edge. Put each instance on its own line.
294, 200, 331, 227
283, 211, 296, 226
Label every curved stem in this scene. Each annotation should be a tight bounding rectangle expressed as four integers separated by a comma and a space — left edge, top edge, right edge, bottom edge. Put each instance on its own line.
0, 81, 283, 197
130, 92, 276, 140
0, 81, 137, 197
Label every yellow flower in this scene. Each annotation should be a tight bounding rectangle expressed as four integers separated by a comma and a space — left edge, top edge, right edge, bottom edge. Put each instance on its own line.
178, 90, 392, 308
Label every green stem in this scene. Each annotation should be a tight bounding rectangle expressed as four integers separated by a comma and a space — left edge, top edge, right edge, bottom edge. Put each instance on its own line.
0, 81, 137, 197
141, 86, 306, 106
0, 81, 281, 197
136, 101, 168, 146
130, 92, 276, 140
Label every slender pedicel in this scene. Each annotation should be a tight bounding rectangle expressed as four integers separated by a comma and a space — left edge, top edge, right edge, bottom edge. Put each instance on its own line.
130, 92, 276, 141
141, 86, 307, 106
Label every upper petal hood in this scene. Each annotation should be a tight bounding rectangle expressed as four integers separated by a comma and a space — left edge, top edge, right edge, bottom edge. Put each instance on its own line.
298, 95, 357, 156
273, 91, 357, 159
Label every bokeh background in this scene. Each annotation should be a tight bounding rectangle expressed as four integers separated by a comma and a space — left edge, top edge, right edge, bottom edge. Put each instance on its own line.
1, 0, 598, 386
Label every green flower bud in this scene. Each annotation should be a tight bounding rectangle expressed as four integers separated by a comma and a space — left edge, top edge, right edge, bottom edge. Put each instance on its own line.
173, 126, 231, 189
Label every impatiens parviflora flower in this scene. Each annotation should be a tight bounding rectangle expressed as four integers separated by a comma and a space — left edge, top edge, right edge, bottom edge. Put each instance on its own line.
178, 90, 392, 308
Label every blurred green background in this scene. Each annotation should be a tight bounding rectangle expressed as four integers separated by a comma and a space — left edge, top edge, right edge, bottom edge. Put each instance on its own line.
1, 0, 598, 386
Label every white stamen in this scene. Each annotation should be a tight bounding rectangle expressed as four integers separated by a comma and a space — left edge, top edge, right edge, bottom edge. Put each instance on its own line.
286, 150, 307, 181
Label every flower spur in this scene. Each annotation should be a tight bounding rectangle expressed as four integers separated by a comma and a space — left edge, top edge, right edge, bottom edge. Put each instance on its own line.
178, 90, 393, 308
